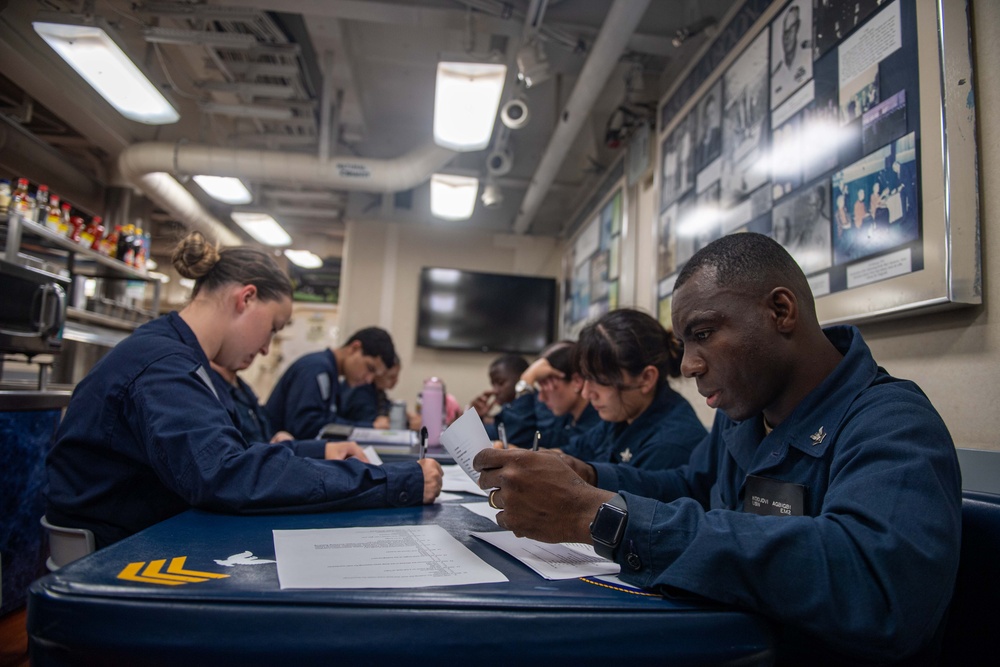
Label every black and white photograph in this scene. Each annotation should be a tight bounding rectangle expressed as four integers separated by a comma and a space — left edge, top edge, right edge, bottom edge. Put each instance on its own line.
771, 114, 803, 201
832, 131, 919, 266
659, 112, 696, 210
862, 89, 907, 153
771, 180, 832, 276
672, 192, 701, 269
770, 0, 813, 110
694, 79, 723, 172
813, 0, 885, 60
720, 30, 770, 206
657, 203, 678, 281
800, 97, 841, 183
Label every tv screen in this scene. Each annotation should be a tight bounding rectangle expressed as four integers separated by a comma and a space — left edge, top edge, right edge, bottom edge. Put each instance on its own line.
416, 267, 557, 354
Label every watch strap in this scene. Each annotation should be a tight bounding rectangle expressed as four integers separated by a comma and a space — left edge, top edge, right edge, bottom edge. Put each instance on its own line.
590, 493, 628, 560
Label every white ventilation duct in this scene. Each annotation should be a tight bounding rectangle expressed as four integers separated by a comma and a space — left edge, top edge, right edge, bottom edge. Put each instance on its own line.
512, 0, 651, 235
118, 141, 456, 245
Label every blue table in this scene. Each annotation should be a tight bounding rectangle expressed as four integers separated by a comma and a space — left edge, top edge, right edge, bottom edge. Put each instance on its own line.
27, 501, 774, 666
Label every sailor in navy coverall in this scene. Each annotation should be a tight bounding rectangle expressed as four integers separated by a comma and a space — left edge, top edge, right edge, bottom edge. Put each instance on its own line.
266, 327, 396, 438
47, 234, 440, 549
475, 234, 960, 664
560, 382, 705, 470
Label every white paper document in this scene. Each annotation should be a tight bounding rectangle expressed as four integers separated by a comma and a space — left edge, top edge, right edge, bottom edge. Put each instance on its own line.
361, 445, 383, 465
273, 524, 508, 589
442, 465, 489, 496
349, 428, 416, 446
439, 408, 494, 484
462, 501, 501, 523
471, 531, 621, 580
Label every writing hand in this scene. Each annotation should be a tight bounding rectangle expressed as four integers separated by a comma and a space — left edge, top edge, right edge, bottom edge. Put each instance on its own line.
418, 458, 444, 503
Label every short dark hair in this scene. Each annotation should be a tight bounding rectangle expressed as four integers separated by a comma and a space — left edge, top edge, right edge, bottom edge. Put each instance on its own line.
674, 232, 814, 314
576, 308, 681, 389
345, 327, 396, 368
490, 354, 529, 379
541, 340, 579, 378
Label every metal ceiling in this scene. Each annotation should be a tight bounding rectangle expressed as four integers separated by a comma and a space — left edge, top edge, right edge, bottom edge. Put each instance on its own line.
0, 0, 736, 255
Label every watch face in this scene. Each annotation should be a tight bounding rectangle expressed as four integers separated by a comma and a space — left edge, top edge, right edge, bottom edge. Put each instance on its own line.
591, 503, 628, 546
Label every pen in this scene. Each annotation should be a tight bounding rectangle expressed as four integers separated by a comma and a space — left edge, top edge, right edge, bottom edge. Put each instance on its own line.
498, 422, 508, 449
420, 426, 428, 459
532, 430, 541, 452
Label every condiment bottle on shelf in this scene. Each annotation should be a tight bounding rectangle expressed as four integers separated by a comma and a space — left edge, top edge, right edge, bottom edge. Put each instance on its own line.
12, 178, 32, 216
46, 195, 62, 231
69, 215, 85, 243
120, 224, 136, 266
57, 201, 72, 236
34, 185, 49, 223
133, 226, 146, 271
0, 179, 11, 214
102, 224, 121, 258
82, 215, 104, 250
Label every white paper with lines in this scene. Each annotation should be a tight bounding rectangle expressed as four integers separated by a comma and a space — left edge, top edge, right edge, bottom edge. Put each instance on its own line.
439, 407, 494, 485
471, 530, 620, 580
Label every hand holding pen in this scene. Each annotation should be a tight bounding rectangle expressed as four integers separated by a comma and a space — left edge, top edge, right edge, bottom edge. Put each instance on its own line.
420, 426, 428, 459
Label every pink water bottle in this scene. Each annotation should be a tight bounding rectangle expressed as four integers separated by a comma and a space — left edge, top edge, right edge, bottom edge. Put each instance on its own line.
421, 377, 445, 446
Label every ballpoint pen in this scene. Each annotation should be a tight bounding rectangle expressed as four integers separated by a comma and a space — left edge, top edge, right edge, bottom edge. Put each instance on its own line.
532, 430, 541, 452
498, 422, 508, 449
420, 426, 428, 459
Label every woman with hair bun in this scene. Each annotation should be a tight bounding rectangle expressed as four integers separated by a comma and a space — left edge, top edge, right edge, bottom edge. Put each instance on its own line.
46, 232, 442, 549
554, 308, 706, 471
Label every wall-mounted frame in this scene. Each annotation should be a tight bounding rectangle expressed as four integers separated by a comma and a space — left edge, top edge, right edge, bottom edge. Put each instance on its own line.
561, 179, 625, 339
654, 0, 979, 327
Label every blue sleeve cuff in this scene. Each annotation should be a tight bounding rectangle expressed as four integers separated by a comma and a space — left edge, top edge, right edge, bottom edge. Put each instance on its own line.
593, 462, 621, 491
381, 461, 426, 506
289, 439, 328, 459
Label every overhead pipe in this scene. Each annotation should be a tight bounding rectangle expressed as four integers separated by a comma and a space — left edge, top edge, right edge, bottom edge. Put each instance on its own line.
117, 141, 456, 245
512, 0, 650, 235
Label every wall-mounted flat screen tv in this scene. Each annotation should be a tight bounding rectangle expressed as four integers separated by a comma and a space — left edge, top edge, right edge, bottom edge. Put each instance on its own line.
416, 267, 557, 354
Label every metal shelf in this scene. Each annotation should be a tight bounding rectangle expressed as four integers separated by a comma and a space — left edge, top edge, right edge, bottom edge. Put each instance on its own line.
3, 213, 149, 280
2, 212, 160, 316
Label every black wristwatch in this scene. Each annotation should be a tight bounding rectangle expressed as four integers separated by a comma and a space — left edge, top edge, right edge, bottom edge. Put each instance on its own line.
590, 493, 628, 560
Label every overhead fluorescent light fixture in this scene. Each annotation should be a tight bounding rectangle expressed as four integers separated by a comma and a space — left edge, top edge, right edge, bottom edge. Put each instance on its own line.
193, 175, 253, 205
33, 21, 179, 124
231, 212, 291, 246
430, 174, 479, 220
283, 249, 323, 269
433, 61, 506, 151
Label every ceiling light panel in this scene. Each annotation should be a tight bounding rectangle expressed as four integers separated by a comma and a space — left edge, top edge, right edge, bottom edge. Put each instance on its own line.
33, 21, 179, 124
231, 212, 292, 246
430, 174, 479, 220
433, 62, 507, 151
193, 176, 253, 205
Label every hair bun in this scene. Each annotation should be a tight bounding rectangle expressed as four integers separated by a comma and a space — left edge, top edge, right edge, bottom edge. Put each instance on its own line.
171, 231, 221, 279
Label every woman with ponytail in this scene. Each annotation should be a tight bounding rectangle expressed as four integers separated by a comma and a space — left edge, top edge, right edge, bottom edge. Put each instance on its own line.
554, 308, 706, 471
47, 232, 441, 549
